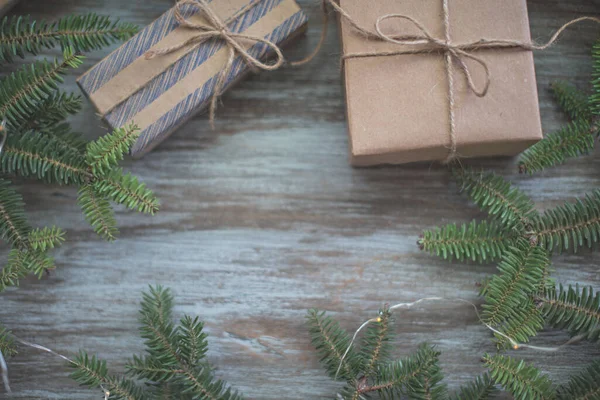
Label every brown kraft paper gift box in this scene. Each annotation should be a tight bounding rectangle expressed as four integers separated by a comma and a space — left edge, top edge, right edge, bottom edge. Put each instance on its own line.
338, 0, 543, 166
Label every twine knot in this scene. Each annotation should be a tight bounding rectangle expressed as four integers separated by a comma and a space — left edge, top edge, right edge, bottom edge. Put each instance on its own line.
144, 0, 286, 128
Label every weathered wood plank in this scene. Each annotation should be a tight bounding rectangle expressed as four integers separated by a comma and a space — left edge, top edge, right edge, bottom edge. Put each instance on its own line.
1, 0, 600, 399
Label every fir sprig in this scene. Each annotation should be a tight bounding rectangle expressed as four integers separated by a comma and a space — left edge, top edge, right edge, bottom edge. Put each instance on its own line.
481, 239, 548, 327
70, 286, 243, 400
557, 360, 600, 400
453, 168, 537, 229
538, 284, 600, 340
451, 373, 498, 400
532, 190, 600, 253
0, 14, 138, 63
418, 220, 517, 263
0, 48, 84, 128
0, 323, 16, 358
15, 91, 82, 132
550, 81, 591, 121
518, 120, 596, 175
484, 354, 555, 400
0, 12, 154, 293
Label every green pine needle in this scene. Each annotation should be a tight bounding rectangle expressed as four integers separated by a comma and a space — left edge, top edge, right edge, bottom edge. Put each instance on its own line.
1, 130, 90, 185
551, 81, 591, 121
0, 47, 84, 127
27, 226, 65, 251
372, 344, 441, 398
93, 169, 159, 214
15, 91, 82, 132
518, 120, 596, 174
538, 284, 600, 340
0, 178, 30, 247
484, 354, 554, 400
306, 308, 361, 382
493, 299, 545, 350
0, 324, 17, 358
482, 239, 549, 327
589, 39, 600, 116
0, 249, 28, 291
419, 220, 518, 263
0, 14, 138, 63
86, 123, 140, 176
77, 184, 118, 241
70, 351, 144, 400
360, 307, 392, 379
177, 315, 209, 368
453, 168, 537, 230
532, 190, 600, 253
451, 373, 498, 400
557, 360, 600, 400
43, 122, 89, 153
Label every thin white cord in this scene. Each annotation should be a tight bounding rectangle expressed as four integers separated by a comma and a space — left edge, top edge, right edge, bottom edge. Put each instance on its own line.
0, 349, 10, 393
2, 336, 110, 399
335, 296, 571, 379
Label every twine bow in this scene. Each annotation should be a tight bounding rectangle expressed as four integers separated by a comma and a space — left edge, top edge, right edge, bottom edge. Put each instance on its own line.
314, 0, 600, 163
145, 0, 286, 128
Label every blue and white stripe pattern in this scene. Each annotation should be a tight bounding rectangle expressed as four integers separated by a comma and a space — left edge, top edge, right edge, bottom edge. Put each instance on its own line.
78, 0, 307, 155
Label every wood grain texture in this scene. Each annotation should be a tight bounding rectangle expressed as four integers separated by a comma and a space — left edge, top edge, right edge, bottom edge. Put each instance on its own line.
1, 0, 600, 398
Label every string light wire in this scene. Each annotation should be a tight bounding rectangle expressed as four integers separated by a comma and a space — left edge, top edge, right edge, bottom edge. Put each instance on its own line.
334, 297, 574, 380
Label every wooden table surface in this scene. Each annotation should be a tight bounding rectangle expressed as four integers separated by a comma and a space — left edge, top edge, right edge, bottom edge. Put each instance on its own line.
2, 0, 600, 399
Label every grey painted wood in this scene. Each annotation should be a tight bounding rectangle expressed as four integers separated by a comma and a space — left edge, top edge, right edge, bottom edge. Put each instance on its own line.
1, 0, 600, 398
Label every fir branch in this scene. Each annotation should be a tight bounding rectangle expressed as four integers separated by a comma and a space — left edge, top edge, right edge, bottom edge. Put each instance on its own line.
557, 360, 600, 400
77, 184, 118, 241
69, 352, 144, 400
86, 124, 140, 176
27, 226, 65, 251
589, 39, 600, 116
0, 14, 138, 63
482, 239, 549, 327
0, 48, 84, 127
532, 190, 600, 253
453, 168, 537, 229
306, 309, 360, 382
493, 299, 545, 350
0, 324, 16, 358
538, 284, 600, 340
551, 81, 591, 121
93, 169, 159, 214
2, 130, 91, 185
0, 249, 29, 291
518, 120, 596, 175
0, 178, 30, 247
42, 122, 88, 153
484, 354, 555, 400
360, 307, 392, 379
407, 347, 448, 400
451, 373, 498, 400
418, 220, 517, 263
365, 344, 440, 397
177, 316, 209, 368
14, 91, 82, 132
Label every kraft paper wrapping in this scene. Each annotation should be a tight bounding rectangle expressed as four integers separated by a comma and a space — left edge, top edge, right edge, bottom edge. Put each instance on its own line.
77, 0, 308, 156
339, 0, 543, 166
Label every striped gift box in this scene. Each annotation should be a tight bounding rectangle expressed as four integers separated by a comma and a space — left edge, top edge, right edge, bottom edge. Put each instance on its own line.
77, 0, 308, 156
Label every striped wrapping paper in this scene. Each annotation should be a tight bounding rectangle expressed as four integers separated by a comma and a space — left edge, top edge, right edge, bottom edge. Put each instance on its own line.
77, 0, 308, 156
